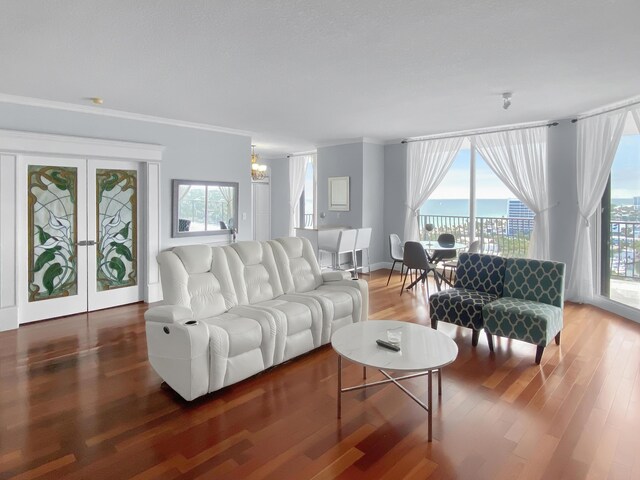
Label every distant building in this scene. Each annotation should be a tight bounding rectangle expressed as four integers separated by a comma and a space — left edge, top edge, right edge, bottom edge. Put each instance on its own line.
634, 196, 640, 209
507, 199, 534, 235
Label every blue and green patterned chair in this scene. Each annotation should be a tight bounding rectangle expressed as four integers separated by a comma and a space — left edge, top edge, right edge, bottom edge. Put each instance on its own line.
483, 258, 565, 364
429, 253, 507, 350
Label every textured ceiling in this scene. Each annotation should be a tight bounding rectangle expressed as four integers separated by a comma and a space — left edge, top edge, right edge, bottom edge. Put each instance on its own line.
1, 0, 639, 156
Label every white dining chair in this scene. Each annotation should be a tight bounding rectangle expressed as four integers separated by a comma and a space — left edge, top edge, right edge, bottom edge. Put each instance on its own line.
319, 229, 358, 275
354, 227, 372, 276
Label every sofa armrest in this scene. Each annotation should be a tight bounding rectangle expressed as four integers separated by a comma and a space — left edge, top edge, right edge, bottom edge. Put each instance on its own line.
322, 271, 352, 282
144, 305, 193, 324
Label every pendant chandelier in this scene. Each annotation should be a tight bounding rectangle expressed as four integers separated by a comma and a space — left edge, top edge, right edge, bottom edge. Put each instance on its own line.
251, 145, 267, 180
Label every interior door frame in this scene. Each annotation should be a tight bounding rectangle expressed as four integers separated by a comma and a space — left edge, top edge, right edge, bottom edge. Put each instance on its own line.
0, 129, 164, 329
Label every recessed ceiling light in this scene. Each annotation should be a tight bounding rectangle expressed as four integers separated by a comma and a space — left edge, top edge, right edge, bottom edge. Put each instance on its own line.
89, 97, 104, 105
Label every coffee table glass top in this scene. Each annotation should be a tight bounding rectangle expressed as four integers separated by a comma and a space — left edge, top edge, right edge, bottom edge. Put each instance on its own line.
331, 320, 458, 372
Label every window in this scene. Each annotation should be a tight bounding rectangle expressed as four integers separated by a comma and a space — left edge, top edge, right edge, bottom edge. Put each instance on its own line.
420, 138, 533, 257
299, 155, 317, 228
172, 179, 238, 237
600, 117, 640, 309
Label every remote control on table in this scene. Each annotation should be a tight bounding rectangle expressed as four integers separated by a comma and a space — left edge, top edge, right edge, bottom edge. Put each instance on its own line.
376, 339, 400, 351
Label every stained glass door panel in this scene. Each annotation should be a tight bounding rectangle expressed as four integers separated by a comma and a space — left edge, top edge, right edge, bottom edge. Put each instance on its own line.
96, 168, 137, 291
23, 157, 88, 322
28, 165, 78, 301
88, 161, 141, 310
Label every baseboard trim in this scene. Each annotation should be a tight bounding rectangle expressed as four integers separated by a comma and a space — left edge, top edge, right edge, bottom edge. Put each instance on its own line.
0, 306, 19, 331
590, 296, 640, 324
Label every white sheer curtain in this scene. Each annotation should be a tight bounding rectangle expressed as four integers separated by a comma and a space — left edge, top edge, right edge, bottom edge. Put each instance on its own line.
404, 137, 463, 241
474, 126, 550, 259
289, 154, 311, 236
567, 110, 627, 302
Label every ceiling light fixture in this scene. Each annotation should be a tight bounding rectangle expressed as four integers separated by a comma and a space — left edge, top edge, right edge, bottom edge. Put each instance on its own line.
89, 97, 104, 105
502, 92, 512, 110
251, 145, 267, 181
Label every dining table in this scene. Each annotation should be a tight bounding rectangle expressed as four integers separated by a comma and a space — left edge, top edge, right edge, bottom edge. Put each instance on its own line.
405, 240, 467, 292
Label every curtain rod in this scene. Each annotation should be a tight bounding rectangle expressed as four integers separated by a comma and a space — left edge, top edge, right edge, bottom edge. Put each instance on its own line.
401, 122, 558, 144
287, 151, 317, 158
571, 99, 640, 123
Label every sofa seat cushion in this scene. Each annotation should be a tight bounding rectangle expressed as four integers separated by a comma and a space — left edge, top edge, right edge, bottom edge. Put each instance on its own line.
429, 288, 498, 330
297, 288, 354, 344
255, 299, 312, 336
483, 297, 563, 347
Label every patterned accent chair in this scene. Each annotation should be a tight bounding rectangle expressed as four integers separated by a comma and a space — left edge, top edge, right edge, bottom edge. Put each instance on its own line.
429, 253, 507, 350
483, 258, 565, 364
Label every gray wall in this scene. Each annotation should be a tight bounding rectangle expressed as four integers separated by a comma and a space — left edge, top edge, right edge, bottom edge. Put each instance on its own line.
362, 142, 385, 263
0, 103, 252, 248
547, 119, 579, 282
317, 143, 363, 229
269, 157, 290, 239
383, 143, 408, 263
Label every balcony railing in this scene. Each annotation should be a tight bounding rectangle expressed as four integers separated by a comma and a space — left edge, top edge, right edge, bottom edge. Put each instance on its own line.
418, 214, 532, 258
418, 215, 640, 281
609, 221, 640, 279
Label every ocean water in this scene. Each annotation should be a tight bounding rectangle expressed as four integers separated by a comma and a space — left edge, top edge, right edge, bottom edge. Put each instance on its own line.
421, 199, 509, 218
421, 198, 636, 218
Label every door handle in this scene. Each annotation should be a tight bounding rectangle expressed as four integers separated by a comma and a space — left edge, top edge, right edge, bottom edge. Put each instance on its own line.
76, 240, 96, 246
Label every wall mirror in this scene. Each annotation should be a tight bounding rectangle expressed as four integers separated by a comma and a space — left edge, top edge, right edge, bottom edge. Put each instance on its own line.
328, 176, 350, 211
172, 179, 238, 237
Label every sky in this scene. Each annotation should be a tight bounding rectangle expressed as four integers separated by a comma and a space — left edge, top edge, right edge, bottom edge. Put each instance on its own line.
611, 134, 640, 199
431, 133, 640, 201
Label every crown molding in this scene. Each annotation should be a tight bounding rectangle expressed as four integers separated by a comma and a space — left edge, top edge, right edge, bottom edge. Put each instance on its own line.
0, 93, 253, 138
0, 128, 164, 161
316, 136, 385, 149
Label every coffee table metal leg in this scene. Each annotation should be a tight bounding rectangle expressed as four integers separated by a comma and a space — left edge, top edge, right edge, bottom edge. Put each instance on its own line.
428, 370, 433, 442
438, 368, 442, 396
363, 366, 367, 380
337, 355, 342, 419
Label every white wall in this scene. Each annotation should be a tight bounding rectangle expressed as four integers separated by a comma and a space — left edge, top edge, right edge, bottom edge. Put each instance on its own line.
0, 102, 253, 248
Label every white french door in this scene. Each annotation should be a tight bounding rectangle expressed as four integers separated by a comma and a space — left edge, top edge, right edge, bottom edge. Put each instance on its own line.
21, 156, 141, 323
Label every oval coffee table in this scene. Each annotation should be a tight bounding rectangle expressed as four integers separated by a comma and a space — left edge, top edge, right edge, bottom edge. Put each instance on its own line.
332, 320, 458, 442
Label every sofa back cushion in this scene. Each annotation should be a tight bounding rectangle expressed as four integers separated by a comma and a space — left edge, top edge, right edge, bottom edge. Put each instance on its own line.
158, 245, 238, 319
270, 237, 323, 293
503, 258, 565, 308
454, 253, 507, 296
224, 241, 285, 305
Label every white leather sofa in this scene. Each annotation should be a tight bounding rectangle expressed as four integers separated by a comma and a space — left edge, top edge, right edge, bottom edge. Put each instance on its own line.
145, 237, 368, 401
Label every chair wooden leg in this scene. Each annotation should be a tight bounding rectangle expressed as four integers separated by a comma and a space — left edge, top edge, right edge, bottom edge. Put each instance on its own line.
485, 330, 494, 352
472, 329, 480, 347
386, 260, 397, 286
535, 346, 544, 365
555, 332, 561, 345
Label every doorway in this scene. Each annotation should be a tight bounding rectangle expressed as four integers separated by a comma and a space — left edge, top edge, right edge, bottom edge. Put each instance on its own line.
20, 156, 142, 322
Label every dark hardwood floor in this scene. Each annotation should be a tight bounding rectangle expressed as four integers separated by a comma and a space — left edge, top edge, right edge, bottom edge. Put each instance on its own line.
1, 270, 640, 479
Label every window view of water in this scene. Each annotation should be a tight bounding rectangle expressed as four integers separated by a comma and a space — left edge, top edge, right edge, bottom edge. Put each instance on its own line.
421, 198, 509, 218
